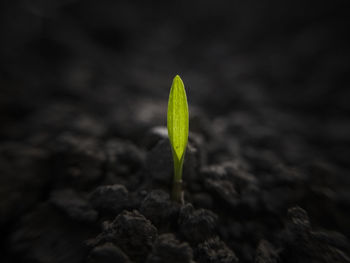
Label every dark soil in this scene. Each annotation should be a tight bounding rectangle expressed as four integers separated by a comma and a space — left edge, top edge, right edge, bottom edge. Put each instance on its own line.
1, 1, 350, 263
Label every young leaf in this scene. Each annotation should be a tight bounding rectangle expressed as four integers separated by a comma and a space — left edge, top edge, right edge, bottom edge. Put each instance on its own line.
167, 75, 189, 182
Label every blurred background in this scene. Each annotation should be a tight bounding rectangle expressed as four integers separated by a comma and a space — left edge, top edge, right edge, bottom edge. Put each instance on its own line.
1, 1, 349, 113
1, 0, 350, 164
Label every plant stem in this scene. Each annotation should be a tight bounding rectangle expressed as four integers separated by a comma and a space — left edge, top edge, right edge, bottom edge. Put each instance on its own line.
172, 180, 184, 204
171, 154, 184, 204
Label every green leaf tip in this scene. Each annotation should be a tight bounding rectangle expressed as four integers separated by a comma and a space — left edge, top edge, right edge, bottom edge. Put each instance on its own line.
167, 75, 189, 182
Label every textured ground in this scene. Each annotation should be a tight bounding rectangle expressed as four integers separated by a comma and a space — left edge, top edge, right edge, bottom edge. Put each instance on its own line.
1, 1, 350, 262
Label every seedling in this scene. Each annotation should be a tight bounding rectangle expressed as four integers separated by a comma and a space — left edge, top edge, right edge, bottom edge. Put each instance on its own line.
167, 75, 189, 204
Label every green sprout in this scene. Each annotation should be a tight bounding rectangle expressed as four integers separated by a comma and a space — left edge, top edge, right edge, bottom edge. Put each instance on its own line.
167, 75, 189, 204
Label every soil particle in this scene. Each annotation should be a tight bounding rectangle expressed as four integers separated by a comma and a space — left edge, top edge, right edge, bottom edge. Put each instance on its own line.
280, 206, 350, 263
258, 166, 306, 213
87, 242, 131, 263
89, 184, 129, 216
90, 210, 157, 262
105, 139, 145, 178
223, 162, 258, 191
10, 203, 96, 263
178, 203, 218, 243
195, 236, 239, 263
140, 189, 179, 230
254, 239, 280, 263
204, 177, 239, 207
50, 188, 98, 223
146, 233, 194, 263
286, 206, 311, 235
50, 133, 106, 190
201, 165, 239, 208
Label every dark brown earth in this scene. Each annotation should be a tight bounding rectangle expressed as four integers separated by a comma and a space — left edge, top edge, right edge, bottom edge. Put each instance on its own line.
1, 1, 350, 263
